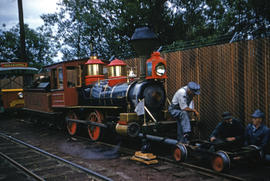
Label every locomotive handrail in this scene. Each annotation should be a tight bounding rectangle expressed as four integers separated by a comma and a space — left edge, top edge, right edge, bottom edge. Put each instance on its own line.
97, 76, 140, 82
167, 98, 171, 105
144, 105, 157, 123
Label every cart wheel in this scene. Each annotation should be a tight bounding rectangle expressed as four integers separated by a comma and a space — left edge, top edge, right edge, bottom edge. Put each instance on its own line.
173, 143, 188, 162
87, 110, 103, 141
212, 150, 230, 172
247, 145, 263, 161
66, 111, 78, 136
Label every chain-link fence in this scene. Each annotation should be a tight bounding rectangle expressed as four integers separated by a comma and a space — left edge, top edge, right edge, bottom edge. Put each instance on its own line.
126, 38, 270, 138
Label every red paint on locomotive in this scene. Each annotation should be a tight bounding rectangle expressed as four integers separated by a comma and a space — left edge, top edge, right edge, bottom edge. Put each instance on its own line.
107, 59, 127, 87
85, 56, 106, 86
146, 52, 167, 80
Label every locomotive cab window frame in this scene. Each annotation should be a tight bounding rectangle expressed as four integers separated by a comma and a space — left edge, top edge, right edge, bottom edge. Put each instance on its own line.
66, 66, 82, 88
51, 67, 64, 90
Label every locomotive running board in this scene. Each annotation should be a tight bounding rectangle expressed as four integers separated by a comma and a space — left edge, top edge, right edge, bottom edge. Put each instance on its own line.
65, 105, 121, 109
22, 108, 60, 115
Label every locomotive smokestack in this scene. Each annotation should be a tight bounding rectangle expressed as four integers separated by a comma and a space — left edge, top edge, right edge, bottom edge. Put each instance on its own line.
130, 27, 159, 79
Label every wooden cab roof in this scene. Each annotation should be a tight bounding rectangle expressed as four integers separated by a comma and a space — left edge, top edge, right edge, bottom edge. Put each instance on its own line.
44, 58, 89, 70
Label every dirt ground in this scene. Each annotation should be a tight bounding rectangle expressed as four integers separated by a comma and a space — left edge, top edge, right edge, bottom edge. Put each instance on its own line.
0, 116, 223, 181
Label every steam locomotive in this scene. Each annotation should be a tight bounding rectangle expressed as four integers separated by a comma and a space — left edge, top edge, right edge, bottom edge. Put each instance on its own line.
23, 51, 170, 142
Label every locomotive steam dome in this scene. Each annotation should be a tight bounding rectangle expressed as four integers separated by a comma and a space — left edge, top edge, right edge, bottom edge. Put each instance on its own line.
108, 59, 127, 87
85, 56, 106, 85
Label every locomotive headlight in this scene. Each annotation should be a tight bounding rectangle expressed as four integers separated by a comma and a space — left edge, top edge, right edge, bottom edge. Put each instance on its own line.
155, 63, 166, 76
18, 92, 23, 99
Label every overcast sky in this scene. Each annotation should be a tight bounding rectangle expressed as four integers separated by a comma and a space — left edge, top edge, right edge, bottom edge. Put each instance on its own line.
0, 0, 59, 30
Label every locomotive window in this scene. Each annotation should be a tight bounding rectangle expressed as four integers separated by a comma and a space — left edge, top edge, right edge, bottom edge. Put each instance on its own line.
66, 66, 76, 88
108, 66, 127, 77
76, 66, 82, 87
51, 69, 57, 89
58, 68, 63, 89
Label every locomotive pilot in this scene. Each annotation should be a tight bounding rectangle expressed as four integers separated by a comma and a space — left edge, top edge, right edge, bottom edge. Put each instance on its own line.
210, 111, 245, 146
168, 81, 200, 143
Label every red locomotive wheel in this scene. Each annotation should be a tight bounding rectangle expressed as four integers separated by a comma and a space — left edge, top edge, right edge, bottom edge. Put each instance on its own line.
66, 112, 78, 136
173, 147, 182, 162
87, 111, 103, 141
212, 156, 224, 172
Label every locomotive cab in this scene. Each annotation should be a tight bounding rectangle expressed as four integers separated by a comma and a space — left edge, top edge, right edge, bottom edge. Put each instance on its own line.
49, 59, 86, 107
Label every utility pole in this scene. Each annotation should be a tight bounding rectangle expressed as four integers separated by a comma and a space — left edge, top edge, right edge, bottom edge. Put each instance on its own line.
17, 0, 27, 62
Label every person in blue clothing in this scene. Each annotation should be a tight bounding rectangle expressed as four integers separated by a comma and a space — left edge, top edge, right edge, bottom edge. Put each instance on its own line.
168, 81, 200, 143
210, 112, 245, 145
244, 109, 270, 154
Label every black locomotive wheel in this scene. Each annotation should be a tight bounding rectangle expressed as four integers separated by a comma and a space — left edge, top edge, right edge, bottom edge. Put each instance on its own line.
66, 111, 78, 136
173, 143, 188, 162
87, 111, 103, 141
212, 150, 230, 172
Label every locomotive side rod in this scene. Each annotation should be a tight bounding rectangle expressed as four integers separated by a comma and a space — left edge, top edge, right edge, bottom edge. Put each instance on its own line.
66, 118, 108, 128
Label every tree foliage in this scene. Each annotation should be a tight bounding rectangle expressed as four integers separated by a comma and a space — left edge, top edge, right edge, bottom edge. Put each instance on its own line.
40, 0, 269, 60
0, 24, 57, 68
2, 0, 268, 65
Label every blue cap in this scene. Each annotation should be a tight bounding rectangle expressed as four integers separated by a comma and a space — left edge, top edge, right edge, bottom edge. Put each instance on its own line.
251, 109, 265, 118
222, 111, 233, 120
187, 82, 200, 95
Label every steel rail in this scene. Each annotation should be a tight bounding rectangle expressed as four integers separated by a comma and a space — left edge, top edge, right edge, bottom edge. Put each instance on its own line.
0, 132, 113, 181
82, 134, 246, 181
73, 134, 247, 181
160, 156, 246, 181
136, 133, 246, 181
0, 152, 45, 181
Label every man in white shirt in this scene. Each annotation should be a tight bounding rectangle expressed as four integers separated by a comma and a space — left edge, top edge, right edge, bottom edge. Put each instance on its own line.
169, 82, 200, 143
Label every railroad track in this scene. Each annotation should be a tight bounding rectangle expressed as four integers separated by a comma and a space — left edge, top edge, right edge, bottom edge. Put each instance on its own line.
73, 135, 247, 181
0, 118, 258, 180
0, 132, 112, 181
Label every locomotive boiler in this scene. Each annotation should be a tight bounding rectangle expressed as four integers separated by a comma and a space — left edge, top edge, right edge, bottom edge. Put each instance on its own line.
80, 78, 166, 118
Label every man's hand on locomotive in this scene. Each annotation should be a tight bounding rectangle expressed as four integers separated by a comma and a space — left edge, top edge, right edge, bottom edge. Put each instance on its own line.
226, 137, 236, 141
210, 136, 216, 142
194, 110, 199, 117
